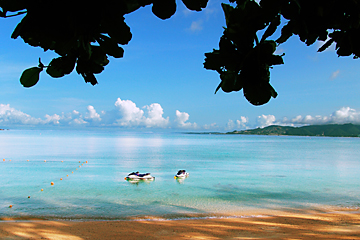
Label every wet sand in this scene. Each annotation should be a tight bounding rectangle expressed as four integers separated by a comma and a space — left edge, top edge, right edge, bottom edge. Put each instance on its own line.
1, 208, 360, 239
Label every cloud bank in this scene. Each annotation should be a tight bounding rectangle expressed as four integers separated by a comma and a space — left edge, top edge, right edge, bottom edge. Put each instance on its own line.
225, 107, 360, 131
1, 101, 360, 131
0, 99, 196, 130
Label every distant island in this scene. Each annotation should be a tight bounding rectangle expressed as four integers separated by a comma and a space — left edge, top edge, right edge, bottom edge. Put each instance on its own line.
188, 123, 360, 137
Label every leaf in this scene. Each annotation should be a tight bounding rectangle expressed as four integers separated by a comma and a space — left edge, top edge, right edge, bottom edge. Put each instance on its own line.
0, 0, 26, 12
221, 3, 234, 26
152, 0, 176, 20
318, 38, 334, 52
181, 0, 208, 11
276, 22, 294, 44
46, 56, 76, 78
11, 13, 28, 39
20, 67, 42, 87
80, 72, 98, 86
101, 16, 132, 45
97, 35, 124, 58
266, 55, 284, 66
260, 14, 281, 42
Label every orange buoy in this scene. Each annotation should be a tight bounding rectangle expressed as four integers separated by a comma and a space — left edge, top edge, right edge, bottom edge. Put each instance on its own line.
76, 168, 77, 170
86, 161, 88, 163
41, 189, 44, 191
79, 161, 81, 163
60, 178, 62, 180
44, 160, 46, 162
51, 182, 54, 185
9, 160, 11, 161
2, 159, 5, 161
61, 161, 63, 162
72, 171, 74, 173
79, 166, 81, 168
28, 196, 30, 198
27, 160, 29, 162
9, 205, 12, 208
66, 175, 69, 177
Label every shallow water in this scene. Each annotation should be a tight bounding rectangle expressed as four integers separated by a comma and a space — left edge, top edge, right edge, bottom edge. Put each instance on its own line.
1, 130, 359, 220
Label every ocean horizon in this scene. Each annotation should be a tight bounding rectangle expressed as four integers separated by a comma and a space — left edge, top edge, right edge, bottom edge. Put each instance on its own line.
1, 129, 359, 220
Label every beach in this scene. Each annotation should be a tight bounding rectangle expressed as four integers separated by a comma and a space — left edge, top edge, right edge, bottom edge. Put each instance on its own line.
1, 208, 360, 239
1, 131, 360, 239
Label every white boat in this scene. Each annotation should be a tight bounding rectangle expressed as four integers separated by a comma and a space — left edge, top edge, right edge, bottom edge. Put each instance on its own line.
125, 172, 155, 181
175, 170, 189, 178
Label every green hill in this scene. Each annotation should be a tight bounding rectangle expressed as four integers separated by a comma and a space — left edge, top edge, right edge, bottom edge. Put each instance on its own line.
228, 123, 360, 137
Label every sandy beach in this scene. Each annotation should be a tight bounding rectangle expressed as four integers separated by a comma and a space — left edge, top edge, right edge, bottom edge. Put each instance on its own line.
1, 208, 360, 239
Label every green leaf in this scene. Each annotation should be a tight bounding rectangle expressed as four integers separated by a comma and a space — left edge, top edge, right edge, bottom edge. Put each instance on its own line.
101, 16, 132, 45
266, 55, 284, 66
20, 67, 42, 88
46, 56, 76, 78
318, 38, 334, 52
181, 0, 208, 11
152, 0, 176, 20
80, 72, 98, 85
0, 0, 26, 12
97, 35, 124, 58
276, 22, 294, 44
260, 14, 281, 42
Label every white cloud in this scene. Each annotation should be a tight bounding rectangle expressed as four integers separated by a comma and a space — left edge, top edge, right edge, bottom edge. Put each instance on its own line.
189, 20, 203, 32
43, 114, 61, 124
85, 105, 101, 122
144, 103, 169, 128
0, 104, 41, 125
330, 70, 340, 80
226, 116, 249, 130
175, 110, 197, 129
204, 122, 217, 130
280, 107, 360, 126
114, 98, 145, 127
256, 114, 276, 128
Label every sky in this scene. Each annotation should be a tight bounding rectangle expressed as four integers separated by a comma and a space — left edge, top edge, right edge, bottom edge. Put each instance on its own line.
1, 0, 360, 131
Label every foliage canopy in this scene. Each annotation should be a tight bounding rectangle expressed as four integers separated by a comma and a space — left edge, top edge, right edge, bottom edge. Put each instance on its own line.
0, 0, 359, 105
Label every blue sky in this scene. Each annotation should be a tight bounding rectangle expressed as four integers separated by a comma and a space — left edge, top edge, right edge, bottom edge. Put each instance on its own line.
1, 0, 360, 131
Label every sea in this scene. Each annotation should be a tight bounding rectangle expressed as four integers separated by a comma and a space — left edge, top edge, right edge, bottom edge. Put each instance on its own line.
1, 129, 359, 220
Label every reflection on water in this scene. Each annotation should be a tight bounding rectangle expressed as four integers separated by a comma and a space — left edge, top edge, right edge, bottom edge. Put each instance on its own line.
0, 130, 359, 219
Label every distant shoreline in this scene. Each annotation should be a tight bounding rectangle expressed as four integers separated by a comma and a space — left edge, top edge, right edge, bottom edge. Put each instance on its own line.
186, 123, 360, 138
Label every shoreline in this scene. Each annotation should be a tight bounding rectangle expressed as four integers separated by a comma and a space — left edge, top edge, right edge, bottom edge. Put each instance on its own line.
1, 208, 360, 239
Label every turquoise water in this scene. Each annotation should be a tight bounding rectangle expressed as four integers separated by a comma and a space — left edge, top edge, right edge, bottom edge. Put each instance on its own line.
0, 130, 359, 220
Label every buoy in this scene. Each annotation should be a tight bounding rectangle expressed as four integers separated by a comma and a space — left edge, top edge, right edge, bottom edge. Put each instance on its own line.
27, 160, 29, 162
51, 182, 54, 185
9, 160, 11, 161
76, 168, 77, 170
79, 166, 81, 168
44, 160, 46, 162
61, 161, 63, 162
86, 161, 88, 163
72, 171, 74, 173
28, 196, 30, 198
79, 161, 81, 163
60, 178, 62, 180
2, 159, 5, 161
124, 177, 127, 180
66, 175, 69, 177
41, 189, 43, 191
174, 176, 176, 179
81, 164, 83, 166
9, 205, 12, 208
